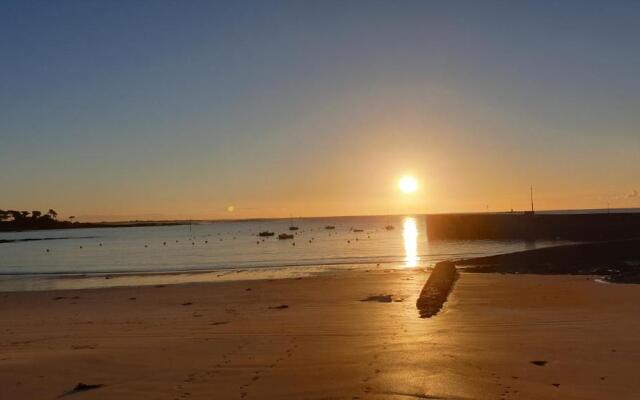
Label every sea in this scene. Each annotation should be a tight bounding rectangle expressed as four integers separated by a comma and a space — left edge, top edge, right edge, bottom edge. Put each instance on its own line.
0, 215, 579, 292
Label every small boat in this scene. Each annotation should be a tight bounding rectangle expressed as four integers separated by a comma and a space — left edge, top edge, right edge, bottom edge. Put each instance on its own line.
353, 229, 364, 232
385, 225, 394, 230
289, 226, 299, 231
258, 231, 275, 237
278, 233, 294, 240
325, 225, 335, 230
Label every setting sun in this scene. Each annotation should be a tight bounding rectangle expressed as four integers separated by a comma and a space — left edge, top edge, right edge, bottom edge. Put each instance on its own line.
399, 175, 418, 194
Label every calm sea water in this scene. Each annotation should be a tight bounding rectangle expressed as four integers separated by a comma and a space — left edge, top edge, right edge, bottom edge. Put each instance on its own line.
0, 215, 574, 291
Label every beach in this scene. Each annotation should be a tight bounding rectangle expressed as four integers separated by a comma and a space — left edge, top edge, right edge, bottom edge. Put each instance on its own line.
2, 269, 639, 399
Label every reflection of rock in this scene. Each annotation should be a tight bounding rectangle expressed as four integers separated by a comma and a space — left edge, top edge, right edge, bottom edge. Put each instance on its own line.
416, 261, 458, 318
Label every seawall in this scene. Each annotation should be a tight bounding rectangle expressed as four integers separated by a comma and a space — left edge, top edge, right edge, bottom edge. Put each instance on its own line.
426, 212, 640, 240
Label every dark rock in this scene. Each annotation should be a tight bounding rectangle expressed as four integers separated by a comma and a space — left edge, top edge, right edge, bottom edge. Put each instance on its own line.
268, 305, 289, 309
60, 382, 104, 396
416, 261, 458, 318
361, 294, 394, 303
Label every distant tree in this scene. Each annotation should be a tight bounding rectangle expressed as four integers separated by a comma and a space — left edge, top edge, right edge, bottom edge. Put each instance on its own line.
69, 216, 76, 222
7, 210, 22, 221
20, 211, 30, 219
47, 209, 58, 220
31, 210, 42, 219
0, 209, 9, 222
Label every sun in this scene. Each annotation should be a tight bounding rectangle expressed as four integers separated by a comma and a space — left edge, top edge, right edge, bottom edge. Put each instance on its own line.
399, 175, 418, 194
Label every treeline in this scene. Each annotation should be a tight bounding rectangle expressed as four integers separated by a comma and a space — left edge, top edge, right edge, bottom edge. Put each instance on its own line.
0, 210, 187, 232
0, 209, 79, 231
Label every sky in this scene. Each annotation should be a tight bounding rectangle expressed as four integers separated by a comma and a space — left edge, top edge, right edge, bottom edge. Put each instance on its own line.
1, 1, 639, 221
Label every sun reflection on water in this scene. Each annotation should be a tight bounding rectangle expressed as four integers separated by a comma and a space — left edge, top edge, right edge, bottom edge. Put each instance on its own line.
403, 217, 419, 267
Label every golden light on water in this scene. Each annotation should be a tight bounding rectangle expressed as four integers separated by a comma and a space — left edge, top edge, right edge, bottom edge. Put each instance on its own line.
403, 217, 419, 267
399, 175, 418, 194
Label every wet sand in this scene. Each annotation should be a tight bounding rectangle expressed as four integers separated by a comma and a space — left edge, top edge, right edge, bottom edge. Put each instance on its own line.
1, 270, 639, 399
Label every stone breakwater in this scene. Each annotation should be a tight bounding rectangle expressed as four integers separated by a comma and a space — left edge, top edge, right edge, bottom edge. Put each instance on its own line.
426, 212, 640, 240
416, 261, 459, 318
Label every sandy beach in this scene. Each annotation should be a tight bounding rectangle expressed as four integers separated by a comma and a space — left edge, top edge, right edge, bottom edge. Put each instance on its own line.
2, 269, 639, 399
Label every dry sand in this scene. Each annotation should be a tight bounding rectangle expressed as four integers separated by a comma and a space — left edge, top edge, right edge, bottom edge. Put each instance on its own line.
1, 269, 639, 399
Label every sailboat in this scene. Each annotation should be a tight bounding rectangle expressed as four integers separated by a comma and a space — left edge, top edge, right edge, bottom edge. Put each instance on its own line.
288, 215, 299, 231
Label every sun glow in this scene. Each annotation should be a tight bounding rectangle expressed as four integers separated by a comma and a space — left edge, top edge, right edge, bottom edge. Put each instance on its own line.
399, 175, 418, 194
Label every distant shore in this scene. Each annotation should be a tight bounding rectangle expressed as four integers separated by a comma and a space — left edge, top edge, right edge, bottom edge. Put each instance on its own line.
0, 220, 188, 233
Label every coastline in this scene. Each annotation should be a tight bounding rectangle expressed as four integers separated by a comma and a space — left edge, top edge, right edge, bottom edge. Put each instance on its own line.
0, 220, 188, 233
0, 264, 338, 293
2, 269, 639, 399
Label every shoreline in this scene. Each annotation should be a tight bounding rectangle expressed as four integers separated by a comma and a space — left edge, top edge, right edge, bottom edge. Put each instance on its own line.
0, 265, 339, 293
0, 263, 414, 293
5, 237, 640, 293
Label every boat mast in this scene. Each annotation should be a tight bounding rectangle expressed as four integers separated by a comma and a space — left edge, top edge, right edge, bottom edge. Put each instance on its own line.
530, 186, 534, 214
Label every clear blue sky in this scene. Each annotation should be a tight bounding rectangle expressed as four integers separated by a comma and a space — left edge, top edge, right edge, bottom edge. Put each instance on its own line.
1, 1, 639, 220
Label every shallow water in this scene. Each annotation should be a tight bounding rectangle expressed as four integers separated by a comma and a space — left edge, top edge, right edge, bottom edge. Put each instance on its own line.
0, 215, 574, 291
